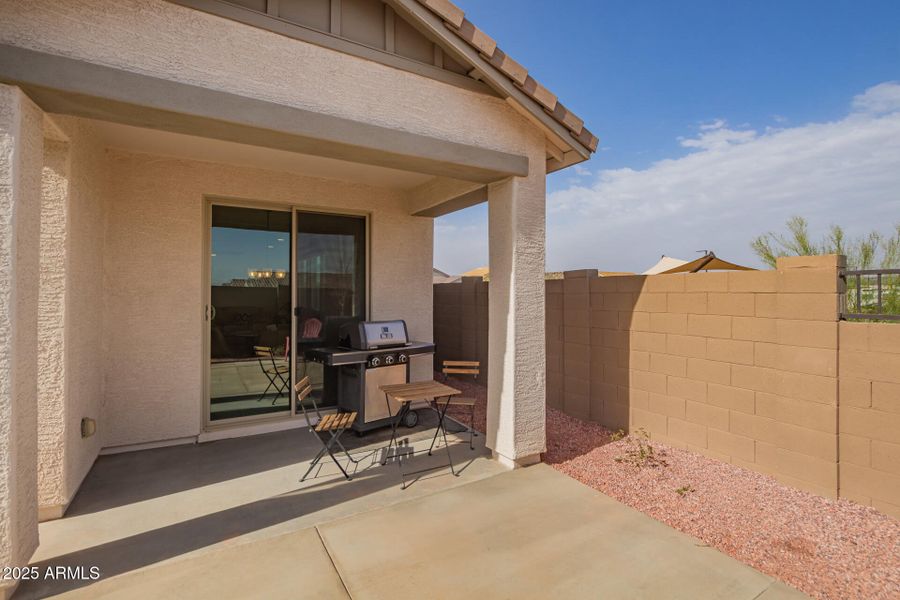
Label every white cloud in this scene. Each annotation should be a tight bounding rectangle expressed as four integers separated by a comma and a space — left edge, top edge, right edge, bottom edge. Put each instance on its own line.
572, 164, 592, 177
699, 118, 727, 131
679, 119, 757, 151
543, 82, 900, 272
434, 82, 900, 274
851, 81, 900, 115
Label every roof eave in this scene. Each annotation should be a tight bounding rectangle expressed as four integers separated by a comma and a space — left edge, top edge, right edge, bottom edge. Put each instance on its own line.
388, 0, 596, 162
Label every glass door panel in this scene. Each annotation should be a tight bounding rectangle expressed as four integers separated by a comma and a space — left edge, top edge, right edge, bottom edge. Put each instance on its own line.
295, 212, 366, 407
209, 205, 292, 422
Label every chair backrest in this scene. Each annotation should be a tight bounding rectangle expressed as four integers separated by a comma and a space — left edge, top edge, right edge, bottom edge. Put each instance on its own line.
294, 375, 319, 429
253, 345, 273, 356
442, 360, 480, 379
301, 317, 323, 339
253, 345, 278, 371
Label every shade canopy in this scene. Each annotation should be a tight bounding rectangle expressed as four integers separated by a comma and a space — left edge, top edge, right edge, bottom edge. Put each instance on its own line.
643, 256, 689, 275
659, 252, 754, 274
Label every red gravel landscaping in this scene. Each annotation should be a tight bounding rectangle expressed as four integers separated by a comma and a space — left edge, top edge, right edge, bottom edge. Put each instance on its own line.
442, 375, 900, 600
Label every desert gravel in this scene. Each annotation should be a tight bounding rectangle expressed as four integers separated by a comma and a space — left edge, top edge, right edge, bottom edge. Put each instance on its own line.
443, 375, 900, 600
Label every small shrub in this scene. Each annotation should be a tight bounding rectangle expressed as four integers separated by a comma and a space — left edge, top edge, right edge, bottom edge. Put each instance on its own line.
675, 485, 695, 497
611, 429, 626, 442
614, 428, 668, 468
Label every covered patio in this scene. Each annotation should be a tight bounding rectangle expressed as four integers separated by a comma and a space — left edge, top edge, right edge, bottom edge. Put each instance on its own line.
16, 420, 804, 599
2, 3, 595, 592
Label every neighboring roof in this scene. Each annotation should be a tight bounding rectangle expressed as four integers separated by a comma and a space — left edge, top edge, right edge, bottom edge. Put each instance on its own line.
412, 0, 598, 157
433, 267, 461, 283
461, 266, 490, 278
659, 252, 755, 274
643, 256, 689, 275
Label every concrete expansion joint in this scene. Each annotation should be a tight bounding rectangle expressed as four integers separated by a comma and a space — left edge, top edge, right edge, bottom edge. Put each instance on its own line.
314, 526, 353, 599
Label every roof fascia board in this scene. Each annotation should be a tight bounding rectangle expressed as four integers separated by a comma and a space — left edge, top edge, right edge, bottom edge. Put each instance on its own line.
405, 176, 485, 216
547, 150, 589, 174
166, 0, 496, 97
0, 44, 527, 183
386, 0, 592, 160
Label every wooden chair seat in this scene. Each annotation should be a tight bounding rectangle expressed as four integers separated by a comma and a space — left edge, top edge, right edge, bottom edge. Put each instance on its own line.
444, 396, 476, 406
265, 365, 289, 375
314, 411, 357, 433
296, 376, 358, 482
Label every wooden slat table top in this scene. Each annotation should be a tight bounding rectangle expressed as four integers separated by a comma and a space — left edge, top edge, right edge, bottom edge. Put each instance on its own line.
379, 380, 461, 402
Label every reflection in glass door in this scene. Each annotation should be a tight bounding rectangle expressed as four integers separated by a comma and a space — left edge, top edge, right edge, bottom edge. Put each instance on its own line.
208, 205, 292, 422
295, 212, 366, 407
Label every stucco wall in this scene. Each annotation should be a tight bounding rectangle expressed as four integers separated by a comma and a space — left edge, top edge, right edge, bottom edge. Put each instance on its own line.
62, 118, 107, 497
102, 148, 433, 447
37, 137, 68, 510
36, 116, 107, 514
485, 141, 547, 464
838, 321, 900, 518
0, 0, 537, 158
0, 84, 43, 593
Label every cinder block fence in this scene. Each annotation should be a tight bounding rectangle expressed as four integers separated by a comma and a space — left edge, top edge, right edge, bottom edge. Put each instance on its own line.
838, 322, 900, 517
432, 276, 489, 384
434, 255, 900, 517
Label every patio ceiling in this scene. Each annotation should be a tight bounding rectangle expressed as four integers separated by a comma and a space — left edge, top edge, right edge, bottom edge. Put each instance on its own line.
90, 120, 433, 190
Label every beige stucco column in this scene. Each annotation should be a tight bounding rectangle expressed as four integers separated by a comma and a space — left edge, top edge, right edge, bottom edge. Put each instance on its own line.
0, 84, 43, 599
485, 157, 547, 468
36, 136, 69, 518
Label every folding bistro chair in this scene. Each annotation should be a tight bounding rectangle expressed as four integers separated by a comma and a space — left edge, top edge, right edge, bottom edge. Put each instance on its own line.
433, 360, 480, 451
254, 345, 289, 405
294, 376, 359, 481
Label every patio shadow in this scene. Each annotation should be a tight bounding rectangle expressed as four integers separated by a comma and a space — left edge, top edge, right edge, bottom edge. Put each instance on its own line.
21, 430, 485, 599
66, 411, 447, 516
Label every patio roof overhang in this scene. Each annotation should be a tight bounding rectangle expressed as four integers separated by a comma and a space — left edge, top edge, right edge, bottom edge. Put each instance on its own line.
0, 44, 528, 186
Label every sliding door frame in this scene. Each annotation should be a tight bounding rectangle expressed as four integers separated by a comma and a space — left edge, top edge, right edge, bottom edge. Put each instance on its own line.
202, 195, 371, 432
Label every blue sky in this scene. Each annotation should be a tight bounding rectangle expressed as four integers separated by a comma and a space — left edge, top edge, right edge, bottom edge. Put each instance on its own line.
434, 0, 900, 274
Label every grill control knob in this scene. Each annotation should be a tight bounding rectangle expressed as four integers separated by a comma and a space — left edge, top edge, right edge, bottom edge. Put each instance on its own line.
369, 356, 381, 368
398, 353, 408, 363
385, 355, 395, 365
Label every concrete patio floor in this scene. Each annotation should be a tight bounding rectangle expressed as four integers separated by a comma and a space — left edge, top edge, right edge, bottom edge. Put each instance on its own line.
16, 418, 807, 599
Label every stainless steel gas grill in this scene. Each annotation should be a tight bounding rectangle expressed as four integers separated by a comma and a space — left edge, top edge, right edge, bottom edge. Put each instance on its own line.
304, 319, 435, 433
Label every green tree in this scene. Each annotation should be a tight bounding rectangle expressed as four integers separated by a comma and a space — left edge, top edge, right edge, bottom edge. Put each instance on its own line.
752, 216, 900, 270
753, 217, 900, 318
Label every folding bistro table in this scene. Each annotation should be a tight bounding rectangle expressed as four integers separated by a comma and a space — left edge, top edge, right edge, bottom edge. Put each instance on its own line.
379, 380, 461, 489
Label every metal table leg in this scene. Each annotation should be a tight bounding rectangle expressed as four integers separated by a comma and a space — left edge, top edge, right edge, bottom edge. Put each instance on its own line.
380, 392, 408, 465
381, 392, 458, 490
427, 396, 456, 476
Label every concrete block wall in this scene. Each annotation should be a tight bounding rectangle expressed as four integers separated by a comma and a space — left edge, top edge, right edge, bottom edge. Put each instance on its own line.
838, 321, 900, 518
563, 256, 845, 498
432, 277, 488, 384
432, 255, 900, 514
546, 279, 563, 411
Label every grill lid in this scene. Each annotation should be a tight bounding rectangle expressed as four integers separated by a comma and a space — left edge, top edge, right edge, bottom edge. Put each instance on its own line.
338, 319, 409, 350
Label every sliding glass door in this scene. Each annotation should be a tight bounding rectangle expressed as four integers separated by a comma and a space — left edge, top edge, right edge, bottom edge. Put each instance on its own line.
207, 203, 366, 424
295, 212, 367, 407
208, 205, 292, 421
